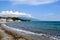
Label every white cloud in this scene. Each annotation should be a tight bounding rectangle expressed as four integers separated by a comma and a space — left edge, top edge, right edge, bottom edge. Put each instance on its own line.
10, 0, 58, 5
0, 11, 32, 17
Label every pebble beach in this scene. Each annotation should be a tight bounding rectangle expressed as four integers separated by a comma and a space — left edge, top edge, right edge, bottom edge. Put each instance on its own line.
0, 27, 40, 40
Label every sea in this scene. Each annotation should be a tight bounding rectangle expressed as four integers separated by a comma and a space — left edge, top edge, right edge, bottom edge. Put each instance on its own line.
5, 21, 60, 40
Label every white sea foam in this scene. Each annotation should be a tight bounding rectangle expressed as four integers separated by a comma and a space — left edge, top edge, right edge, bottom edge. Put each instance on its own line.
1, 24, 60, 40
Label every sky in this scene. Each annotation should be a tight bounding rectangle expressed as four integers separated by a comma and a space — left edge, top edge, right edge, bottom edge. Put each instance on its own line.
0, 0, 60, 21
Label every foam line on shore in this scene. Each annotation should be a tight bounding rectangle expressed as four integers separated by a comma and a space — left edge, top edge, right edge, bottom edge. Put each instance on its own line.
1, 24, 37, 34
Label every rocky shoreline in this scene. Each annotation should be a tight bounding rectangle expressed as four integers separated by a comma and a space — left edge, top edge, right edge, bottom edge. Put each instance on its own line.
0, 27, 40, 40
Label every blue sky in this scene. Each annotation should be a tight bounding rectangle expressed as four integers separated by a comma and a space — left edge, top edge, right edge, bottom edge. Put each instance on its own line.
0, 0, 60, 21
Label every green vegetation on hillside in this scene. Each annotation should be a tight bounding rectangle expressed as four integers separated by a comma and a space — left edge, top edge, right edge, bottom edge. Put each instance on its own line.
0, 17, 31, 22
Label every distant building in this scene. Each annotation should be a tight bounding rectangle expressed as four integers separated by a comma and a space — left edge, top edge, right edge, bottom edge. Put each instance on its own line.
6, 18, 13, 22
0, 18, 6, 22
0, 17, 21, 22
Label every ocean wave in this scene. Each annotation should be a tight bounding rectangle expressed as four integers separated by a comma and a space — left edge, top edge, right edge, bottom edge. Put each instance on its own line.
1, 24, 60, 40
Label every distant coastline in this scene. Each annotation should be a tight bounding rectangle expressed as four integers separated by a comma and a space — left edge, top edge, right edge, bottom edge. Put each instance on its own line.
0, 17, 31, 22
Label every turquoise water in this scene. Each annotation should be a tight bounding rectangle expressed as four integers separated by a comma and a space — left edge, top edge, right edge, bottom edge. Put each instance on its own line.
5, 21, 60, 36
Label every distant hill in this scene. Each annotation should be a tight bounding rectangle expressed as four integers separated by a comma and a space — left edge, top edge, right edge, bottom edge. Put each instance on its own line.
18, 17, 40, 21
